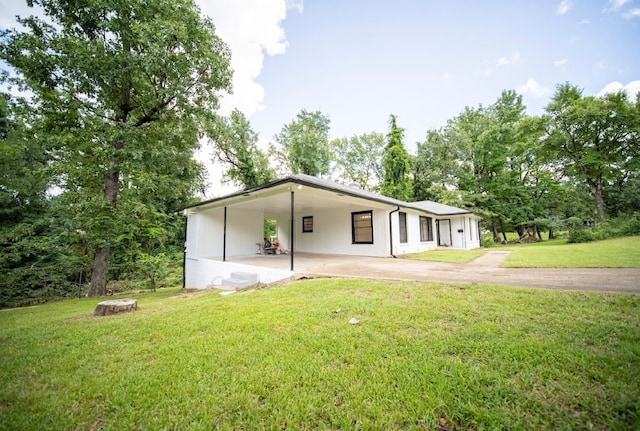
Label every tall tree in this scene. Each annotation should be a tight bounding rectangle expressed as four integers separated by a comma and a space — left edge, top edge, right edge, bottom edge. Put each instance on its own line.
544, 83, 640, 221
273, 109, 331, 176
381, 114, 412, 200
331, 132, 385, 191
210, 109, 275, 189
412, 128, 464, 202
0, 0, 232, 296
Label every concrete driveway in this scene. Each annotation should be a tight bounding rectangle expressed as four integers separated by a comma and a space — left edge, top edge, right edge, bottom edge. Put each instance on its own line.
232, 251, 640, 294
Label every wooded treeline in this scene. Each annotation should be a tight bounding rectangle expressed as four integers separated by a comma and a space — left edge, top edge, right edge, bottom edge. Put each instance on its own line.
1, 0, 639, 307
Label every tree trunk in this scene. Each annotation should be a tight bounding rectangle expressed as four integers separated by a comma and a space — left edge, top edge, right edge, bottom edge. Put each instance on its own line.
94, 299, 137, 316
88, 245, 111, 296
500, 220, 507, 242
492, 219, 500, 243
535, 224, 542, 241
87, 169, 120, 297
548, 208, 556, 240
593, 180, 606, 222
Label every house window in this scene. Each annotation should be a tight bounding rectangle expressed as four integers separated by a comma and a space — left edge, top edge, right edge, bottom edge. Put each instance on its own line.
302, 216, 313, 233
420, 216, 433, 242
352, 210, 373, 244
399, 212, 407, 243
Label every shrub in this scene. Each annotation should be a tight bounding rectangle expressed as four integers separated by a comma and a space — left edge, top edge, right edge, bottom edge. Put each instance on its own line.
567, 228, 595, 243
622, 213, 640, 235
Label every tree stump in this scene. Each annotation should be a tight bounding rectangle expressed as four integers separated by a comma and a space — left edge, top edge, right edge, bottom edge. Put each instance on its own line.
94, 299, 137, 316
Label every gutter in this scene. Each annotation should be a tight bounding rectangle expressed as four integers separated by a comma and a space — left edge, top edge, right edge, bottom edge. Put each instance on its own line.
182, 212, 187, 290
388, 206, 400, 258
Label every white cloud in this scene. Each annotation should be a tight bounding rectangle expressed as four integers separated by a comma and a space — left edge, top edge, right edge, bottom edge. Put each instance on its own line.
191, 0, 301, 197
607, 0, 631, 11
517, 78, 550, 98
497, 52, 520, 66
442, 72, 453, 80
554, 58, 568, 67
556, 0, 571, 15
196, 0, 300, 117
286, 0, 304, 13
483, 68, 493, 76
623, 8, 640, 18
597, 80, 640, 99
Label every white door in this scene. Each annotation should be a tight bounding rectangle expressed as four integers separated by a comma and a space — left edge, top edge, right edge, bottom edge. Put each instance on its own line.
437, 219, 451, 246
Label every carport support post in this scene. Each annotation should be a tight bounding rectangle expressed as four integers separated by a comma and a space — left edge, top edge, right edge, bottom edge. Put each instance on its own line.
223, 206, 227, 262
290, 190, 294, 271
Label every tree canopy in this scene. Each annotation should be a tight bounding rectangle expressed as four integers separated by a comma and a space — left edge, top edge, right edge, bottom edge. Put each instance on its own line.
543, 83, 640, 222
0, 0, 232, 296
331, 132, 385, 191
381, 115, 412, 200
210, 109, 275, 189
273, 109, 332, 177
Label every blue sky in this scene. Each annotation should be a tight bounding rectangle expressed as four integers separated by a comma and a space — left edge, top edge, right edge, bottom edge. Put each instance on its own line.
246, 0, 639, 150
1, 0, 639, 195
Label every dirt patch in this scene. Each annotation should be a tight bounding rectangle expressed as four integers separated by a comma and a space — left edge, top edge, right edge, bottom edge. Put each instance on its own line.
170, 288, 218, 299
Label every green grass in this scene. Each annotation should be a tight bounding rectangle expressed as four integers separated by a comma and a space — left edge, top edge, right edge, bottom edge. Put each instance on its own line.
499, 236, 640, 268
402, 248, 487, 263
1, 281, 639, 430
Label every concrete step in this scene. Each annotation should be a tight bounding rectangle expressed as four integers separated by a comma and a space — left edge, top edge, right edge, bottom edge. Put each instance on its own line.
220, 272, 259, 290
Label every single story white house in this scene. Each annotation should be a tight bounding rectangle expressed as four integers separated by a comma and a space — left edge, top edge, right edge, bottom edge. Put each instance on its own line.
182, 174, 481, 289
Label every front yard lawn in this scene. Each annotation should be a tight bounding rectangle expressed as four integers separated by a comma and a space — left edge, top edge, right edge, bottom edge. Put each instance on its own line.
1, 281, 638, 430
499, 236, 640, 268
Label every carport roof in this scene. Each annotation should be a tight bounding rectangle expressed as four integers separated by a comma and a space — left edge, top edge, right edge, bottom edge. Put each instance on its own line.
183, 173, 474, 217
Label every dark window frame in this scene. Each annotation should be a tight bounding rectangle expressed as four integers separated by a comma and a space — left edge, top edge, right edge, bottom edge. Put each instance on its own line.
351, 210, 373, 244
420, 216, 433, 242
399, 212, 408, 243
302, 216, 313, 233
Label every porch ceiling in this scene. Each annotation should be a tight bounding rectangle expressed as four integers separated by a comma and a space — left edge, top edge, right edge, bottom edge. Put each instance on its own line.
190, 183, 393, 216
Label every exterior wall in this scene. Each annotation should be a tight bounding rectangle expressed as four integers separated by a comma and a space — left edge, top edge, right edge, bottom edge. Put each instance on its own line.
274, 214, 290, 252
186, 207, 264, 259
294, 207, 389, 257
225, 206, 264, 257
466, 216, 482, 249
185, 257, 293, 290
447, 215, 481, 250
392, 211, 438, 255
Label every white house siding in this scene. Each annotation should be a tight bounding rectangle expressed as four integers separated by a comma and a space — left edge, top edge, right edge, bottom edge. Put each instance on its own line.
186, 207, 263, 259
226, 207, 264, 257
446, 215, 481, 250
184, 257, 292, 290
294, 207, 389, 257
273, 214, 290, 252
393, 211, 438, 255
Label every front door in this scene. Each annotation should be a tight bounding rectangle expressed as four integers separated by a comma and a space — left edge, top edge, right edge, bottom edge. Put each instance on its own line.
436, 219, 451, 246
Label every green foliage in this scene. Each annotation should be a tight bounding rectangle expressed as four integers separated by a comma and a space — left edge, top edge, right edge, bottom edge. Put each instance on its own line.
568, 214, 640, 243
263, 219, 277, 241
605, 171, 640, 217
381, 114, 412, 200
0, 0, 232, 295
210, 109, 275, 189
567, 228, 595, 244
544, 83, 640, 221
331, 132, 385, 191
273, 109, 332, 176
